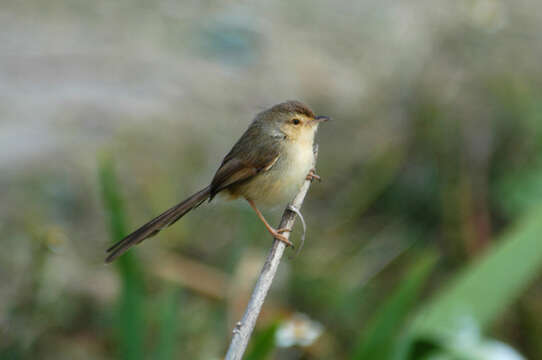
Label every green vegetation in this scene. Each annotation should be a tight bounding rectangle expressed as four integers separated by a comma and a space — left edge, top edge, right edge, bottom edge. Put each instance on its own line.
2, 1, 542, 359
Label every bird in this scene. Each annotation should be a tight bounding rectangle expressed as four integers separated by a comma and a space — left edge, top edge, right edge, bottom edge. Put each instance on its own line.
105, 100, 329, 263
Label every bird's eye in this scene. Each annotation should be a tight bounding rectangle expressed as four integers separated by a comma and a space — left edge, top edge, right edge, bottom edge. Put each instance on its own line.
292, 118, 301, 125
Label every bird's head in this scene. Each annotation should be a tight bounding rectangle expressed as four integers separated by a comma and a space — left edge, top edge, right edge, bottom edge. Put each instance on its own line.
257, 100, 330, 142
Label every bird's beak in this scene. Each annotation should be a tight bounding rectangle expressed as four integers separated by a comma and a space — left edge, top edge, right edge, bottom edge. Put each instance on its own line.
313, 115, 331, 123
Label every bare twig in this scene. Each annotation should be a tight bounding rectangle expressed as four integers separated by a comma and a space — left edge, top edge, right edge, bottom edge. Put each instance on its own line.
225, 145, 319, 360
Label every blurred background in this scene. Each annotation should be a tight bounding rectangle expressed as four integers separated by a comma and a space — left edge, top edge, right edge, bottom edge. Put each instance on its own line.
2, 1, 542, 359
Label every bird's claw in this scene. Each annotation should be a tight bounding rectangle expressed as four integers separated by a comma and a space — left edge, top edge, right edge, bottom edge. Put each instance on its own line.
271, 229, 294, 247
306, 169, 321, 182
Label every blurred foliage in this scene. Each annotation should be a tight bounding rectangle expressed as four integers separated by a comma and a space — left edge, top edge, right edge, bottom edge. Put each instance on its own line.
401, 206, 542, 359
153, 288, 183, 360
352, 253, 438, 360
245, 322, 280, 360
2, 1, 542, 359
99, 155, 145, 360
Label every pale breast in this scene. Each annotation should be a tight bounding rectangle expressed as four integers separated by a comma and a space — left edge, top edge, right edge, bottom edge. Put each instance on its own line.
239, 140, 314, 208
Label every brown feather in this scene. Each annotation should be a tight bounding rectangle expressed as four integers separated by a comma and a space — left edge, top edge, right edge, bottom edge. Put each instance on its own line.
210, 121, 282, 199
105, 186, 211, 263
105, 100, 316, 262
267, 100, 315, 119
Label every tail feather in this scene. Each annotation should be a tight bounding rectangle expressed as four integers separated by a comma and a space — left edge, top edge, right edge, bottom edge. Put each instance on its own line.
105, 186, 211, 263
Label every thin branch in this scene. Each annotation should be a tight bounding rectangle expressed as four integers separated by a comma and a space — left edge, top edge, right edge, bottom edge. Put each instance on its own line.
225, 145, 319, 360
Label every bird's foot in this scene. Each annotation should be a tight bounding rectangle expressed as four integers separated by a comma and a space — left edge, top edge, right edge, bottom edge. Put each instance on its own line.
269, 228, 294, 247
306, 169, 321, 182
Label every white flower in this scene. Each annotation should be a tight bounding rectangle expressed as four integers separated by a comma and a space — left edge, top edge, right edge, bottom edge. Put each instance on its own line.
275, 313, 324, 348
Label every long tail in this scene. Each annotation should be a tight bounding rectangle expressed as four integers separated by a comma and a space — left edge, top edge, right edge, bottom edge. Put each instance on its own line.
105, 186, 211, 263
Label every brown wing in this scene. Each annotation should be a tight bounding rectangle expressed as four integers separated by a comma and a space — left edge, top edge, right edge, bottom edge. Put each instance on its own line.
210, 124, 282, 199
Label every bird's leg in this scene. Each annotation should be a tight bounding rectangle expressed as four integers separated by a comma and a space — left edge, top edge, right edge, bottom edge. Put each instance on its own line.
246, 198, 294, 247
306, 168, 321, 182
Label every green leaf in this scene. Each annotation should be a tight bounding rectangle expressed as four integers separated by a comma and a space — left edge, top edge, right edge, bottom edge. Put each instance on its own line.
351, 253, 438, 360
496, 162, 542, 217
402, 207, 542, 358
244, 322, 280, 360
99, 154, 145, 360
154, 288, 182, 360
